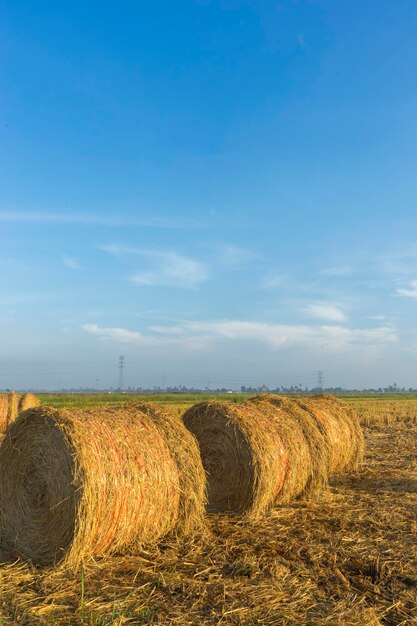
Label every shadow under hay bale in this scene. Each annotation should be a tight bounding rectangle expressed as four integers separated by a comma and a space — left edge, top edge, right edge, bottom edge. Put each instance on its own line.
294, 395, 364, 474
182, 401, 291, 517
248, 395, 329, 497
0, 392, 40, 434
0, 403, 206, 567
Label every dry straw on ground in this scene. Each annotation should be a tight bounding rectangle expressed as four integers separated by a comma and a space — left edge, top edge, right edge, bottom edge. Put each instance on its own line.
182, 400, 292, 517
295, 395, 364, 473
0, 392, 40, 434
0, 403, 205, 567
248, 394, 329, 496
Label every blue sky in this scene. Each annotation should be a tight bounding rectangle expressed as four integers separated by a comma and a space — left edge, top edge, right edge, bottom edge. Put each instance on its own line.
1, 0, 417, 390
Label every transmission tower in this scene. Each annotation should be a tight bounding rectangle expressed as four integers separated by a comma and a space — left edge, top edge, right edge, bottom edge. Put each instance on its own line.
118, 356, 125, 390
317, 370, 324, 391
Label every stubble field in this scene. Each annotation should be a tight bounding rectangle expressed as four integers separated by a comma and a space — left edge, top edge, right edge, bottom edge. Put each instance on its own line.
0, 395, 416, 625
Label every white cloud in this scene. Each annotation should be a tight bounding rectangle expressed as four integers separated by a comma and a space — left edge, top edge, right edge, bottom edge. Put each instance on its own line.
182, 320, 396, 350
396, 280, 417, 298
100, 245, 208, 288
131, 251, 208, 288
148, 325, 186, 335
82, 319, 397, 352
303, 303, 347, 322
62, 255, 80, 270
82, 323, 153, 345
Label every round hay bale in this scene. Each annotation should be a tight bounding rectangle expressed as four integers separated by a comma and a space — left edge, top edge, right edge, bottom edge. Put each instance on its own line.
294, 395, 364, 473
0, 393, 40, 435
124, 402, 206, 536
0, 403, 205, 566
248, 394, 329, 496
18, 393, 41, 413
0, 393, 18, 434
182, 401, 289, 517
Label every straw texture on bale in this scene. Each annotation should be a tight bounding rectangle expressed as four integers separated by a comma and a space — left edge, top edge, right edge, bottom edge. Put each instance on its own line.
0, 403, 205, 567
123, 402, 206, 536
18, 393, 41, 414
182, 401, 290, 517
0, 393, 17, 434
294, 395, 364, 473
0, 392, 40, 434
248, 395, 329, 496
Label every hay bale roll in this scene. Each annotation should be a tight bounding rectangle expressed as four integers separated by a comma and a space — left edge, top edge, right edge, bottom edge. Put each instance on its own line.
0, 392, 40, 434
0, 393, 17, 434
128, 402, 206, 536
248, 395, 329, 496
0, 403, 205, 566
18, 393, 41, 413
182, 401, 291, 517
294, 395, 364, 473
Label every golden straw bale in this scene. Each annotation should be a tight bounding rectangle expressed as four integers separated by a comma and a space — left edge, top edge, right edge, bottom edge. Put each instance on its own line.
0, 393, 18, 434
0, 403, 205, 567
18, 393, 41, 413
248, 394, 329, 496
0, 394, 10, 433
182, 401, 289, 517
123, 402, 206, 536
0, 392, 40, 434
294, 395, 364, 473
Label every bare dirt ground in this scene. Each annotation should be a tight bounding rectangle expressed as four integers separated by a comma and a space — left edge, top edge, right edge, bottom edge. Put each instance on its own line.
0, 423, 416, 625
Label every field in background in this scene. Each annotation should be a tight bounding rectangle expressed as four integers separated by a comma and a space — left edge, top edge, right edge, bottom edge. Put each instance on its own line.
38, 392, 417, 425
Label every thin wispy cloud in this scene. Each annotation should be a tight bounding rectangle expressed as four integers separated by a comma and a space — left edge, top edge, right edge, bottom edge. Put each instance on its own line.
82, 323, 156, 345
0, 211, 203, 229
396, 280, 417, 298
303, 303, 347, 322
99, 244, 141, 255
376, 247, 417, 277
100, 244, 209, 288
131, 252, 208, 288
215, 244, 260, 267
260, 273, 287, 289
297, 33, 306, 48
321, 265, 353, 277
62, 255, 80, 270
82, 323, 210, 350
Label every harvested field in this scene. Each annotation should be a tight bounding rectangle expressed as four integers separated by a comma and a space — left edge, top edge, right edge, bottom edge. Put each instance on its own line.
353, 398, 417, 426
0, 420, 416, 625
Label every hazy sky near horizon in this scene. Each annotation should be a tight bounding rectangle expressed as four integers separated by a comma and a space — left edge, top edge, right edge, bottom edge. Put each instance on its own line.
1, 0, 417, 390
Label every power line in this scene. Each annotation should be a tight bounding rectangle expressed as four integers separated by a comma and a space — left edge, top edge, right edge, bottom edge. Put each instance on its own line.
317, 370, 324, 391
118, 356, 125, 390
